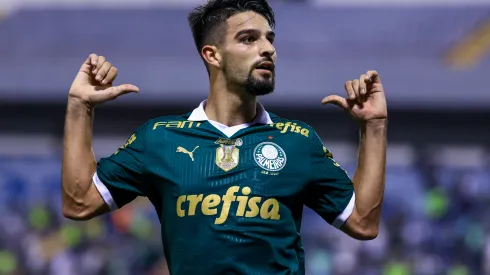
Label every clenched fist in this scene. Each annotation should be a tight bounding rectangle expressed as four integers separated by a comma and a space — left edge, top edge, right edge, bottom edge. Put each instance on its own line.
68, 54, 139, 107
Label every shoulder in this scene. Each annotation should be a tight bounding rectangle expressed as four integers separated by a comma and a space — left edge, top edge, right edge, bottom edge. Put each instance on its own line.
267, 113, 327, 153
267, 113, 317, 139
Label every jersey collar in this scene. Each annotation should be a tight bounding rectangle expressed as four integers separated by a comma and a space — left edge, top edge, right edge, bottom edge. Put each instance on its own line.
187, 100, 273, 125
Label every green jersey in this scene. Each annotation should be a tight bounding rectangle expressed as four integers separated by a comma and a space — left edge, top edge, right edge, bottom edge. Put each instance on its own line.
94, 102, 355, 275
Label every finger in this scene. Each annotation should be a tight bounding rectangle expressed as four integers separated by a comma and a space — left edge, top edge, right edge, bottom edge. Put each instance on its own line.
366, 70, 381, 84
95, 62, 112, 83
102, 67, 118, 85
352, 79, 360, 102
359, 74, 367, 96
79, 56, 93, 73
91, 84, 140, 103
89, 54, 98, 67
93, 56, 106, 75
321, 95, 349, 110
344, 81, 355, 100
370, 83, 384, 93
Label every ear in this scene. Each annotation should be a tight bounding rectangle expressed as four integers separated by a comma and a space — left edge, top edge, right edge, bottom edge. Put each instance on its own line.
201, 45, 221, 69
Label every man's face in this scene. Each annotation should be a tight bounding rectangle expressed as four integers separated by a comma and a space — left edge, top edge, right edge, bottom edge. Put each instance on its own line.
220, 11, 277, 96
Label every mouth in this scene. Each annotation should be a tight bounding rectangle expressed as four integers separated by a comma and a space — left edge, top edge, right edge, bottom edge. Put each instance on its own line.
255, 61, 275, 72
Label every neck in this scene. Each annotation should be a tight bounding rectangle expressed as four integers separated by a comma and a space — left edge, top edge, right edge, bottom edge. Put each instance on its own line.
205, 75, 257, 127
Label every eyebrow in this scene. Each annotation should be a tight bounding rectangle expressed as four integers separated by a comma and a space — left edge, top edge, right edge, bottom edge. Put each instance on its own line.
234, 29, 276, 39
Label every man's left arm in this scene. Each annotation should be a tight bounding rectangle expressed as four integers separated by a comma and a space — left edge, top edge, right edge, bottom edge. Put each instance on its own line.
322, 70, 388, 240
341, 120, 386, 240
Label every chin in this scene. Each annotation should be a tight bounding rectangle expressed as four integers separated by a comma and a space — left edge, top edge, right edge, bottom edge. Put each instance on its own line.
244, 73, 275, 96
246, 83, 275, 96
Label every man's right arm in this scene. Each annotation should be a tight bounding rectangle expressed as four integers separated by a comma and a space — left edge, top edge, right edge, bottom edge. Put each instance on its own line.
61, 54, 141, 221
61, 98, 110, 220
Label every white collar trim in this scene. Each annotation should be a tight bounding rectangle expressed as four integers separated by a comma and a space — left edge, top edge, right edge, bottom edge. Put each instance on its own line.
187, 100, 273, 124
187, 100, 273, 138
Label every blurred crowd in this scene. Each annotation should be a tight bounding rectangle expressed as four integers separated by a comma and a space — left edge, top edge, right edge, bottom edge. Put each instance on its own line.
1, 145, 489, 275
0, 0, 488, 273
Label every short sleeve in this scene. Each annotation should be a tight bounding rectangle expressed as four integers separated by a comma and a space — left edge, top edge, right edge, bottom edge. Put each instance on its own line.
93, 123, 149, 211
304, 130, 355, 229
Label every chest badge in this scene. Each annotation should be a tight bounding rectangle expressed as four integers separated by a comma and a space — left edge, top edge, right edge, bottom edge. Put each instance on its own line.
254, 142, 287, 172
215, 138, 243, 172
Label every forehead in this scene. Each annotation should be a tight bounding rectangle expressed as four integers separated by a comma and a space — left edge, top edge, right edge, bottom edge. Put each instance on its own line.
225, 11, 272, 35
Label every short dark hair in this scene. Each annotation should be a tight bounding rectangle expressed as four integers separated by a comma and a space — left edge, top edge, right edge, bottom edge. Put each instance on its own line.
187, 0, 275, 66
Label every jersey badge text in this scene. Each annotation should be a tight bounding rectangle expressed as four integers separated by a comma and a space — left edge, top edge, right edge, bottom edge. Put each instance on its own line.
254, 142, 287, 172
176, 186, 280, 224
114, 133, 136, 155
269, 121, 309, 137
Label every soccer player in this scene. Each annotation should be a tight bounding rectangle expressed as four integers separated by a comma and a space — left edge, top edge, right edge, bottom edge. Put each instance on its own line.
61, 0, 387, 274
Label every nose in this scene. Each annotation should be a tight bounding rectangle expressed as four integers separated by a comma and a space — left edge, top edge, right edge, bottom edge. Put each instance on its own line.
259, 39, 276, 58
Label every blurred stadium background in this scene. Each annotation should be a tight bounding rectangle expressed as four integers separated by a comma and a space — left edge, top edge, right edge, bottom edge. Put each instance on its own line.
1, 0, 490, 274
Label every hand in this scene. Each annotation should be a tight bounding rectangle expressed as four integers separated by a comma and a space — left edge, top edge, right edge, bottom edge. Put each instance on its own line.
68, 54, 139, 107
321, 70, 387, 124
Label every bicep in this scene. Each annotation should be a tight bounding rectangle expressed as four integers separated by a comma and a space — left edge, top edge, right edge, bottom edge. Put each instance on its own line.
62, 180, 111, 221
85, 181, 112, 218
340, 207, 378, 240
68, 167, 142, 221
340, 214, 362, 238
304, 183, 355, 227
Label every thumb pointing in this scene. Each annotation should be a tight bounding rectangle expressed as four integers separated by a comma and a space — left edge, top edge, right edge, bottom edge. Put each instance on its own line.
321, 95, 349, 109
105, 84, 140, 99
91, 84, 140, 103
112, 84, 140, 95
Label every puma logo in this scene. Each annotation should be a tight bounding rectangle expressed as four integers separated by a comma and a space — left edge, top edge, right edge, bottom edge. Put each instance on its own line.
176, 146, 199, 161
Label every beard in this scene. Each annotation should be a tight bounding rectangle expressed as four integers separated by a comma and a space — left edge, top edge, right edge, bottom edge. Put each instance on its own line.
244, 71, 275, 96
222, 56, 275, 96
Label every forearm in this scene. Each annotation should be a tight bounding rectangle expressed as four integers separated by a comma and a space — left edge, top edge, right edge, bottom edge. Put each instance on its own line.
61, 98, 98, 215
351, 119, 387, 230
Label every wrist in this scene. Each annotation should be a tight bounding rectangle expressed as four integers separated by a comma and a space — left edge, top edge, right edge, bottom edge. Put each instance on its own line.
361, 118, 387, 129
67, 96, 94, 116
68, 95, 93, 108
359, 119, 387, 139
